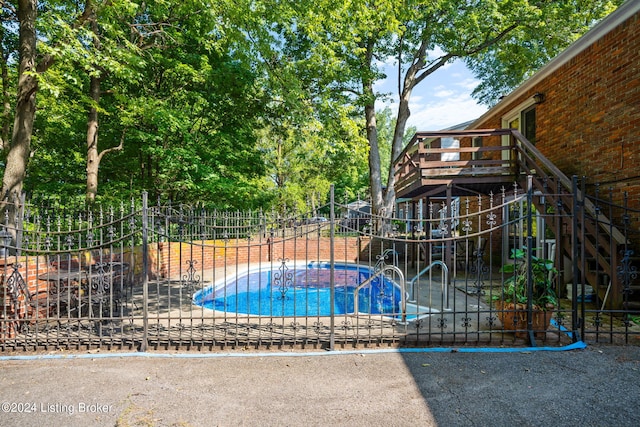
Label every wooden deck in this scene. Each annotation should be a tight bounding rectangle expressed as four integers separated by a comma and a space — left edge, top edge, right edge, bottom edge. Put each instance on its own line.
393, 128, 634, 310
394, 129, 518, 200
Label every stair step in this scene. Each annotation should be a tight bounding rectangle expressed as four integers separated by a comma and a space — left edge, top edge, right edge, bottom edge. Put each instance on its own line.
623, 301, 640, 310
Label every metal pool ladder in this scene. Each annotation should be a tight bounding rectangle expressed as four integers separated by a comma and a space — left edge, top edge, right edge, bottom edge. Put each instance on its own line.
408, 261, 449, 310
352, 265, 406, 323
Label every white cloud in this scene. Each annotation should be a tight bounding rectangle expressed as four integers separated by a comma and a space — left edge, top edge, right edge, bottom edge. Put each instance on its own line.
405, 93, 487, 130
434, 89, 455, 98
373, 58, 487, 131
427, 46, 446, 57
455, 78, 481, 91
377, 88, 487, 132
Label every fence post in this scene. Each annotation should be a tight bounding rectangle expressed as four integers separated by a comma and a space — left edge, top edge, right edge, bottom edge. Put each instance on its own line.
141, 191, 149, 351
329, 185, 335, 351
571, 176, 582, 343
526, 175, 535, 345
15, 192, 25, 257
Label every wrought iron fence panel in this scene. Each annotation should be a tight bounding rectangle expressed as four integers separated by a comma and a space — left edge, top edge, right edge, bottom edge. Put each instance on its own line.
0, 199, 142, 350
1, 183, 639, 351
575, 179, 640, 345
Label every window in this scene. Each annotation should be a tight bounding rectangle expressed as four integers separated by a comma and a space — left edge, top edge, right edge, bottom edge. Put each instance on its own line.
441, 137, 460, 162
522, 105, 536, 144
503, 99, 538, 145
472, 137, 483, 161
501, 97, 538, 165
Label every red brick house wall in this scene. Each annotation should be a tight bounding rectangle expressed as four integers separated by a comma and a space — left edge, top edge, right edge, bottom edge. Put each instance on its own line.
472, 9, 640, 210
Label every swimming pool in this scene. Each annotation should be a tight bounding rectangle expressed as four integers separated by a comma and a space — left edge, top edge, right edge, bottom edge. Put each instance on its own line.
192, 262, 405, 317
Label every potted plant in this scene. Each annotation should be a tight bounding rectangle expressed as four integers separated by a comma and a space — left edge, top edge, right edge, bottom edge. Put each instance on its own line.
494, 247, 558, 338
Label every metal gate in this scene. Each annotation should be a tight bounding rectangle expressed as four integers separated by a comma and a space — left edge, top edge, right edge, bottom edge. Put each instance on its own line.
1, 183, 638, 351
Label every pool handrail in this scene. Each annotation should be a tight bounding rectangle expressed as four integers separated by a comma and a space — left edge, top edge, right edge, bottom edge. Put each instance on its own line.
352, 265, 406, 323
408, 261, 449, 310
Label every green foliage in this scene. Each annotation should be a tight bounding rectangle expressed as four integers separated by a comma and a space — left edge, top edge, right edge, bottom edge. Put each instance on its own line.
269, 0, 622, 219
497, 247, 558, 310
1, 0, 624, 214
467, 0, 624, 105
21, 0, 275, 210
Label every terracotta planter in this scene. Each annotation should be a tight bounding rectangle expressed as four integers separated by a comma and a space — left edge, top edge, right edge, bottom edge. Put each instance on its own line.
495, 301, 554, 339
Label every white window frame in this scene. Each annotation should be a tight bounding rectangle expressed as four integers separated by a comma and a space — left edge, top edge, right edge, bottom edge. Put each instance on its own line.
501, 98, 537, 162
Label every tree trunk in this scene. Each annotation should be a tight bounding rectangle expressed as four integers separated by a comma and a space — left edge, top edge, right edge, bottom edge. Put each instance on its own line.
381, 81, 413, 221
84, 5, 101, 205
366, 65, 414, 234
361, 38, 385, 227
365, 98, 383, 215
1, 33, 11, 151
86, 74, 100, 204
0, 0, 38, 242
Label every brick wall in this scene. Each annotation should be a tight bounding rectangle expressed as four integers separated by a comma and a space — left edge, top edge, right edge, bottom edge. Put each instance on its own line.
1, 256, 53, 339
475, 11, 640, 210
156, 236, 376, 279
1, 256, 54, 295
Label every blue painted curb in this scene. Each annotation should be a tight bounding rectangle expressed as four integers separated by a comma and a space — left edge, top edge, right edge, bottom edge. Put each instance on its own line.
0, 341, 587, 361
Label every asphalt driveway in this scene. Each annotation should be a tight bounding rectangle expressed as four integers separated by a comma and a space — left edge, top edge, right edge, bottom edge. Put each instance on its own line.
0, 344, 639, 426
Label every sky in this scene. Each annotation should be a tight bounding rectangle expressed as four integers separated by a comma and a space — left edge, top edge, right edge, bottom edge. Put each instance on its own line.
374, 59, 489, 131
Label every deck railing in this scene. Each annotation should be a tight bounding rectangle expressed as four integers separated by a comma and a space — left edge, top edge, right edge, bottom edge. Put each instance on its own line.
394, 128, 633, 311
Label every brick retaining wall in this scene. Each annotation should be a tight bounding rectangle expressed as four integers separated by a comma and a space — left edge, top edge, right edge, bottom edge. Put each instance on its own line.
156, 236, 375, 278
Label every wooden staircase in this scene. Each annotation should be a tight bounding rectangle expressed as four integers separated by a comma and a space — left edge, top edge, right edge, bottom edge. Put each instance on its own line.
395, 129, 640, 310
512, 131, 639, 310
393, 128, 638, 311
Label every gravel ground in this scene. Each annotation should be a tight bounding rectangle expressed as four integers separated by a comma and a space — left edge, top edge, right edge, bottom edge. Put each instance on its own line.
0, 344, 639, 427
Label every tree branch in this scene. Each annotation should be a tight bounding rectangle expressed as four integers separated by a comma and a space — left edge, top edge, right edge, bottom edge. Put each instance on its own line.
412, 21, 519, 88
396, 33, 404, 97
413, 52, 455, 88
462, 22, 520, 57
97, 127, 127, 162
72, 0, 95, 30
1, 1, 16, 17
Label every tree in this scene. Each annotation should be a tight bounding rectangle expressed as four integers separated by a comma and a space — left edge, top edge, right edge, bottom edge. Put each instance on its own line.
0, 0, 139, 211
76, 1, 139, 204
0, 0, 118, 224
0, 2, 16, 152
240, 0, 369, 215
257, 102, 366, 216
110, 0, 271, 208
276, 0, 622, 232
17, 0, 271, 209
0, 0, 55, 239
47, 1, 214, 204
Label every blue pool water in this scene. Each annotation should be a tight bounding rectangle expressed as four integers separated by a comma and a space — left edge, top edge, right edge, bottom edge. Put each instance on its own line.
192, 262, 403, 317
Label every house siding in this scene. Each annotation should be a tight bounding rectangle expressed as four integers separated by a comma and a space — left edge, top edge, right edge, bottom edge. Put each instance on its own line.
474, 11, 640, 210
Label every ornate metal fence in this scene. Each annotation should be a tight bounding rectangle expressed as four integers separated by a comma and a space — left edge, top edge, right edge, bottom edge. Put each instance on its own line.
1, 184, 638, 351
